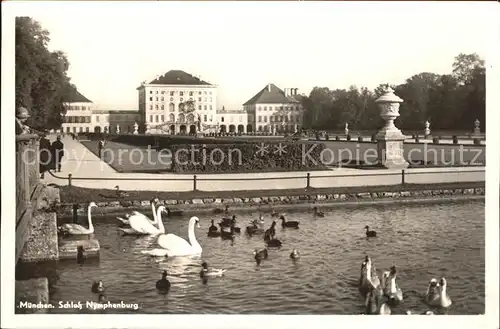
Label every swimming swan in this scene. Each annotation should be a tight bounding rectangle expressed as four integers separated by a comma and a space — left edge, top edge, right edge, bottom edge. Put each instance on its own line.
437, 277, 452, 308
117, 198, 159, 225
58, 202, 97, 235
359, 256, 382, 297
365, 284, 391, 315
199, 261, 226, 278
156, 216, 202, 257
424, 278, 441, 306
381, 266, 403, 303
119, 205, 167, 235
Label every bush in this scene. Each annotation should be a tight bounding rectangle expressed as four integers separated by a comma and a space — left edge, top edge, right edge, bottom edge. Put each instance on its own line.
346, 134, 351, 141
433, 136, 440, 144
473, 138, 481, 145
169, 142, 328, 173
325, 134, 329, 140
358, 136, 363, 142
371, 134, 376, 142
415, 135, 420, 143
452, 135, 458, 144
335, 136, 340, 141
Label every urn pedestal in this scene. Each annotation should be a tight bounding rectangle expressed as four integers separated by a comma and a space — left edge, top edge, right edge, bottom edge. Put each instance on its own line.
375, 87, 409, 169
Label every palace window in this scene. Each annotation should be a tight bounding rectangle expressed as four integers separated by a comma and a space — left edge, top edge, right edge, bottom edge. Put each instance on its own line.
170, 91, 174, 96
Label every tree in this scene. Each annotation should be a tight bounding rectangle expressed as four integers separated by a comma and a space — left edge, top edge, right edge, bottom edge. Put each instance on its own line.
452, 53, 485, 85
16, 17, 74, 131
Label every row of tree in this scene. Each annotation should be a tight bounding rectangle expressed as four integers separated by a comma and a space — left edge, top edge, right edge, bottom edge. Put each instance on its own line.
16, 17, 74, 131
300, 53, 486, 132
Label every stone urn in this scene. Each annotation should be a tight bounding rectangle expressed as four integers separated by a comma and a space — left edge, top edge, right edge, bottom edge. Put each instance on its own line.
133, 122, 139, 135
424, 120, 430, 137
375, 87, 408, 169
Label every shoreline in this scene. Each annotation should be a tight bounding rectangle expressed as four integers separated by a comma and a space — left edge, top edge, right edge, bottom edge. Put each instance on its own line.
55, 187, 485, 221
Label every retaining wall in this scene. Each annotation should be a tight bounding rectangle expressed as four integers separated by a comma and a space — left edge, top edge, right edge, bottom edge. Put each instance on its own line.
57, 186, 485, 219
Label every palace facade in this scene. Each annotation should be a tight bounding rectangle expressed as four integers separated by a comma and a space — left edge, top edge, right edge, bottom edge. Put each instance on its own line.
61, 72, 304, 135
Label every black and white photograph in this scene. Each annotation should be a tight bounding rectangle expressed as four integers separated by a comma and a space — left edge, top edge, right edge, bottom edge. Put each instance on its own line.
1, 1, 499, 329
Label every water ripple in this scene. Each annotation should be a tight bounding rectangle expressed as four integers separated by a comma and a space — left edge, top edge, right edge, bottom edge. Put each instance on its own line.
43, 200, 484, 314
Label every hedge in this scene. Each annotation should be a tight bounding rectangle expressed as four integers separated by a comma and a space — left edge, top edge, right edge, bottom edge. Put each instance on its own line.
169, 142, 329, 173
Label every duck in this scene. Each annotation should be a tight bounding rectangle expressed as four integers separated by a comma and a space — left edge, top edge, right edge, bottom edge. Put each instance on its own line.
207, 220, 220, 237
364, 225, 377, 237
265, 238, 282, 248
220, 214, 236, 228
220, 225, 235, 241
290, 249, 300, 260
365, 284, 391, 315
58, 202, 97, 235
437, 277, 452, 308
281, 215, 299, 229
213, 205, 229, 214
271, 210, 279, 217
246, 219, 265, 236
165, 207, 183, 217
381, 266, 403, 304
76, 246, 85, 263
264, 221, 277, 241
254, 248, 268, 266
313, 207, 325, 217
424, 278, 441, 306
91, 280, 105, 294
115, 185, 129, 197
199, 261, 227, 278
156, 270, 171, 293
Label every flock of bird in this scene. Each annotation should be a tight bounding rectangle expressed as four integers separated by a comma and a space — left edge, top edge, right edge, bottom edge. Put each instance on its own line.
58, 199, 452, 314
358, 256, 452, 314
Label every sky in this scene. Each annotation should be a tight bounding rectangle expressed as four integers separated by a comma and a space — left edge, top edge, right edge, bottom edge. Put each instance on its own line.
5, 1, 496, 111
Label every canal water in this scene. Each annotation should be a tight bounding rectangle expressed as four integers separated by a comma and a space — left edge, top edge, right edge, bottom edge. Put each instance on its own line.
18, 200, 484, 314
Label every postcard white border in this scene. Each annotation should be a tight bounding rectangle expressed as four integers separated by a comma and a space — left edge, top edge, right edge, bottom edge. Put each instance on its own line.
2, 1, 499, 329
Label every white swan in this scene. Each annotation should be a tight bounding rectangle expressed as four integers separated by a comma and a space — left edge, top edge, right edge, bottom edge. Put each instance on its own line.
424, 278, 441, 306
156, 216, 202, 257
381, 266, 403, 302
437, 277, 452, 308
119, 205, 166, 235
117, 198, 159, 225
58, 202, 97, 235
359, 256, 381, 296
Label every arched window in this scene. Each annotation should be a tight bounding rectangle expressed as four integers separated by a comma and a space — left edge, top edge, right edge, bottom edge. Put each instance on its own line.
169, 103, 175, 112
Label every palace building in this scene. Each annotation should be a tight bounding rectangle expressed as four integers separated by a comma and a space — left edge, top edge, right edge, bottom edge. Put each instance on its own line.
61, 87, 94, 134
243, 83, 304, 134
136, 70, 218, 135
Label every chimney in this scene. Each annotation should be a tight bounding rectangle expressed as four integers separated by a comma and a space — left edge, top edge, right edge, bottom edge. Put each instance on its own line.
284, 88, 290, 97
293, 88, 298, 95
267, 83, 271, 92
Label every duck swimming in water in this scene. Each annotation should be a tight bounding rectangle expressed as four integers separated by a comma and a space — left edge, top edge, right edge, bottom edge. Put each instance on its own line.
207, 220, 220, 237
156, 270, 170, 293
264, 221, 277, 241
290, 249, 300, 260
91, 280, 105, 294
254, 248, 268, 266
281, 215, 299, 229
213, 205, 229, 214
364, 225, 377, 237
313, 207, 325, 217
199, 261, 227, 278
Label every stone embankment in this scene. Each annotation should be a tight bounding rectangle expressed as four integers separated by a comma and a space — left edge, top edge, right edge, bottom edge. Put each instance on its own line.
57, 186, 485, 219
